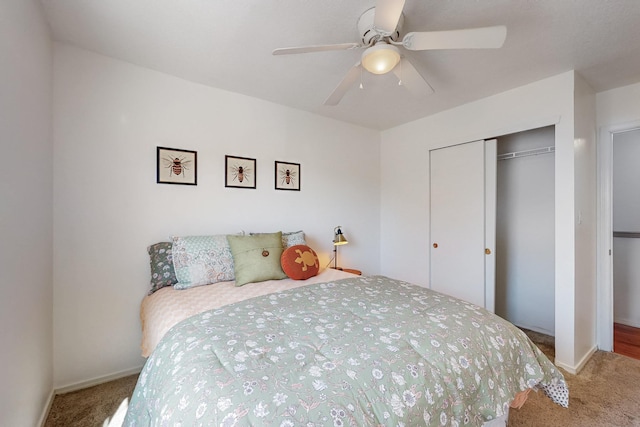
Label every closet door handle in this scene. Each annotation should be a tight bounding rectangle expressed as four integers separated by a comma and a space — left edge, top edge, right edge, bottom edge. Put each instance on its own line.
433, 243, 438, 248
485, 248, 491, 255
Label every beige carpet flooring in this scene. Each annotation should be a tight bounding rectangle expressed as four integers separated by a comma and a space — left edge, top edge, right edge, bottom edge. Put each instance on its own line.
508, 330, 640, 427
45, 330, 640, 426
44, 375, 138, 427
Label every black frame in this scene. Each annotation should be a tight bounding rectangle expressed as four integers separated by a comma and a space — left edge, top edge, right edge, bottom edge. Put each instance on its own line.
275, 161, 301, 191
225, 155, 257, 189
157, 146, 197, 185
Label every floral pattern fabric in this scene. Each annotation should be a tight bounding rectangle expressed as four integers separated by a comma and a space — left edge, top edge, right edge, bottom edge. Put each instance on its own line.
250, 230, 307, 248
147, 242, 177, 295
282, 230, 306, 248
125, 275, 568, 426
172, 235, 235, 289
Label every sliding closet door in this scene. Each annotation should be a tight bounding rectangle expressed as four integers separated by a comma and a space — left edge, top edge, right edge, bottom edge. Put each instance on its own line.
430, 140, 496, 309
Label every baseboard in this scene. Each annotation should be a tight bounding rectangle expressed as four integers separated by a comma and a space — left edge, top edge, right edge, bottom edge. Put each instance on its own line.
513, 322, 554, 337
38, 389, 55, 427
614, 317, 640, 329
55, 365, 144, 395
555, 345, 597, 374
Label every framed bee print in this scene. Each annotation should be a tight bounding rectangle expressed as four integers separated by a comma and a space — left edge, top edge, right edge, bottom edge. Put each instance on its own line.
275, 161, 300, 191
225, 155, 256, 189
157, 146, 197, 185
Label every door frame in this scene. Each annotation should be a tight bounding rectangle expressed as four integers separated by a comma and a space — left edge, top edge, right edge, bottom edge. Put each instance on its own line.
597, 121, 640, 351
484, 140, 497, 313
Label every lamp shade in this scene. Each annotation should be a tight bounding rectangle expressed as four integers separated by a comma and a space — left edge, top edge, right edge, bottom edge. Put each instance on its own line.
333, 226, 348, 245
361, 44, 401, 75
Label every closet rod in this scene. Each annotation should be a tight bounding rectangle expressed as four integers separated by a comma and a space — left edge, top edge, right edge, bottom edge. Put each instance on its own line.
613, 231, 640, 238
497, 146, 555, 161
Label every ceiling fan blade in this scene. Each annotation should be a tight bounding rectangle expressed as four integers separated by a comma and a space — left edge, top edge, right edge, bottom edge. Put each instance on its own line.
402, 26, 507, 51
272, 43, 360, 55
392, 58, 434, 97
373, 0, 405, 35
324, 62, 362, 106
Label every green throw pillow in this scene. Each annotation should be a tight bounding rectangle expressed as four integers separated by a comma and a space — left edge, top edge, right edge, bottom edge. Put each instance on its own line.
227, 232, 287, 286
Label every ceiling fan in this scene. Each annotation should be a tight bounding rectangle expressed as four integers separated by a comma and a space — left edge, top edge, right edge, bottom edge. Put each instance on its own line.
272, 0, 506, 105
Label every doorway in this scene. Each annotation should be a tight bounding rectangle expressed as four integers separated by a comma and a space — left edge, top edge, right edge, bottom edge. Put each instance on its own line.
597, 123, 640, 354
611, 129, 640, 359
495, 126, 555, 336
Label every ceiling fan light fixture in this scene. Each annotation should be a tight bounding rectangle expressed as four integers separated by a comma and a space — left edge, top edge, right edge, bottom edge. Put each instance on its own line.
361, 44, 401, 75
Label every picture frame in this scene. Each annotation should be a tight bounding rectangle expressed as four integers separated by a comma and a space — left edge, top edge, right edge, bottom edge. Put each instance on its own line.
275, 161, 301, 191
157, 146, 197, 185
225, 155, 256, 189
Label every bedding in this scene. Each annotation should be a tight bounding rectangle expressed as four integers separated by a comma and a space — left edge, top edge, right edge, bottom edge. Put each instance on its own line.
172, 234, 235, 289
280, 244, 320, 280
140, 268, 355, 357
227, 232, 287, 286
250, 230, 307, 248
127, 275, 567, 426
146, 242, 177, 294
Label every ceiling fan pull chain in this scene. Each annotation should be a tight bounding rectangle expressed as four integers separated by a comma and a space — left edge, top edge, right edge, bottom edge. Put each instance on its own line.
359, 66, 364, 89
398, 59, 403, 86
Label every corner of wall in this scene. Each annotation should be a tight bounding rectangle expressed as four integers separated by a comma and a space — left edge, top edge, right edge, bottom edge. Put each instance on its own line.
37, 390, 55, 427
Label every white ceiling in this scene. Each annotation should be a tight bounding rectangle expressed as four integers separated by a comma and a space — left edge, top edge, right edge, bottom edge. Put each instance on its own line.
40, 0, 640, 130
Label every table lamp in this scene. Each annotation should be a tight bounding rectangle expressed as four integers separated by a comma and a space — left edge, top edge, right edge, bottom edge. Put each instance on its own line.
333, 226, 348, 269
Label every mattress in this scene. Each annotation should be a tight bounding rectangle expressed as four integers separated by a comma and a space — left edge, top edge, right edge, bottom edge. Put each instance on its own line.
140, 268, 356, 357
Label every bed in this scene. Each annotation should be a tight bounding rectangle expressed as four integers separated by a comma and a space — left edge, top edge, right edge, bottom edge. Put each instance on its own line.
125, 266, 568, 426
139, 268, 357, 358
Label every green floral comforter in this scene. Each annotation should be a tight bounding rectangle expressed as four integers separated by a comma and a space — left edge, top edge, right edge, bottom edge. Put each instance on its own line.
125, 275, 568, 426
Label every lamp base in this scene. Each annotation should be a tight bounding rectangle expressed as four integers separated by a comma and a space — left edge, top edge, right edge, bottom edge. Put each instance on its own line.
330, 266, 362, 276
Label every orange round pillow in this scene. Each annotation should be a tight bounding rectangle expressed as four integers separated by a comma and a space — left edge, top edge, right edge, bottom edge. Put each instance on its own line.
281, 245, 320, 280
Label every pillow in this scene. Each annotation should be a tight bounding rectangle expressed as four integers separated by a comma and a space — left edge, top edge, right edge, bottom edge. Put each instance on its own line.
282, 230, 306, 248
171, 235, 235, 289
280, 245, 320, 280
227, 232, 287, 286
147, 242, 177, 294
250, 230, 306, 248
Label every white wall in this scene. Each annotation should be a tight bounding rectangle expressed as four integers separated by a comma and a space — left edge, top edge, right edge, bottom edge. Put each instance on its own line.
495, 126, 555, 335
612, 129, 640, 328
572, 73, 597, 366
597, 82, 640, 126
380, 71, 596, 372
52, 44, 381, 388
0, 1, 53, 425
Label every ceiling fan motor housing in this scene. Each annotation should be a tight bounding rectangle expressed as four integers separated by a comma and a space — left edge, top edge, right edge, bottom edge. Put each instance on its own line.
357, 7, 404, 45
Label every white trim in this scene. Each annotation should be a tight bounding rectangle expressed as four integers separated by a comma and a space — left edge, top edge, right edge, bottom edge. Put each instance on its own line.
555, 345, 597, 374
38, 366, 143, 425
513, 322, 554, 338
429, 116, 561, 151
596, 120, 640, 352
37, 389, 55, 427
597, 124, 614, 351
614, 317, 640, 329
55, 365, 143, 395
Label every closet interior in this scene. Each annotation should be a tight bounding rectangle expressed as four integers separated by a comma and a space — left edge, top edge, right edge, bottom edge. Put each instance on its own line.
495, 126, 555, 336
